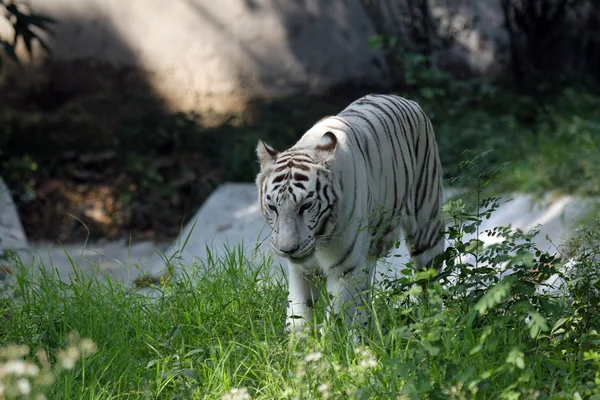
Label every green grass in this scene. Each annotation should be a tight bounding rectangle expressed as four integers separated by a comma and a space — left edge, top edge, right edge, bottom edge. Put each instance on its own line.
1, 215, 600, 400
419, 84, 600, 197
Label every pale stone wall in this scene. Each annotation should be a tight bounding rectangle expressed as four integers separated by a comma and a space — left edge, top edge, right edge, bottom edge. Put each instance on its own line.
2, 0, 390, 112
431, 0, 508, 76
366, 0, 508, 77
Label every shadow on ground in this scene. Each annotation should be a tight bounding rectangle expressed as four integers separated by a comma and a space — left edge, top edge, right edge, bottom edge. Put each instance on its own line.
0, 58, 371, 243
0, 2, 383, 244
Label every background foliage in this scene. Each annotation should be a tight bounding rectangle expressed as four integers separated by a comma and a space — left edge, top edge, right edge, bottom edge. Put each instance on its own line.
0, 0, 599, 243
0, 0, 54, 72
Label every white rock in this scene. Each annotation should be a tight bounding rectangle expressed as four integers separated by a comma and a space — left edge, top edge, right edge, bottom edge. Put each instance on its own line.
150, 183, 597, 295
0, 177, 28, 296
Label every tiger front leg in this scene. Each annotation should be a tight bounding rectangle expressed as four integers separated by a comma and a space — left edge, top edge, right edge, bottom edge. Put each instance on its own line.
324, 262, 375, 334
286, 263, 320, 331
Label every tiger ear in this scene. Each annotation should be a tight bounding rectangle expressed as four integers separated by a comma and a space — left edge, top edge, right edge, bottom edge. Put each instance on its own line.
256, 139, 279, 169
315, 131, 337, 165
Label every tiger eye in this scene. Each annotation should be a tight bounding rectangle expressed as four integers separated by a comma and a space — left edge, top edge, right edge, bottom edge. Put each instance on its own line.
299, 202, 313, 214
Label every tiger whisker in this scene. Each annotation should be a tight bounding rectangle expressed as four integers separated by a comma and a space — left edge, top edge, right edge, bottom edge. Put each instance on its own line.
315, 234, 345, 242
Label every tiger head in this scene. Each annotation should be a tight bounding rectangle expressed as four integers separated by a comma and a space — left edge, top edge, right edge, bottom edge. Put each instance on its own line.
255, 132, 339, 262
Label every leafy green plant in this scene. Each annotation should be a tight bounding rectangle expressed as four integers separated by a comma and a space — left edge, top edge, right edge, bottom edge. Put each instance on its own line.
368, 34, 450, 100
0, 0, 55, 72
362, 156, 600, 398
559, 217, 600, 334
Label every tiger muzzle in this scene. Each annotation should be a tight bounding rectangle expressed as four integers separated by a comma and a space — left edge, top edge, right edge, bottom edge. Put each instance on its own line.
275, 218, 301, 255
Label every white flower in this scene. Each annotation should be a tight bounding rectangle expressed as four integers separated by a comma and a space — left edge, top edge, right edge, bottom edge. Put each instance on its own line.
1, 360, 26, 376
354, 347, 378, 369
304, 352, 323, 363
0, 344, 29, 359
317, 383, 330, 398
79, 339, 97, 357
221, 387, 251, 400
16, 378, 31, 395
359, 356, 378, 369
1, 360, 39, 376
57, 346, 80, 370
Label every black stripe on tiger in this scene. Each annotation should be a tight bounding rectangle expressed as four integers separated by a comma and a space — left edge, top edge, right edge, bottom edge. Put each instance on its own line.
363, 102, 405, 214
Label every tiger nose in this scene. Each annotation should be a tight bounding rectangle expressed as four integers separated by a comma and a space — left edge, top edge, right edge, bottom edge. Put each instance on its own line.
279, 244, 299, 255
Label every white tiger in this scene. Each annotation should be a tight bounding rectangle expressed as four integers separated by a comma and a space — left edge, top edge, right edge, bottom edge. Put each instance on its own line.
255, 94, 444, 331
